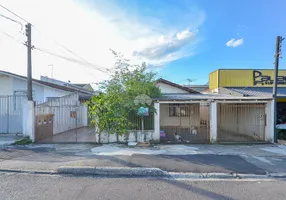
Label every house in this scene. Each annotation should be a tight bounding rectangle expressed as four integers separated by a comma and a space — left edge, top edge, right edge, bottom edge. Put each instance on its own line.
0, 70, 93, 102
156, 78, 200, 94
183, 84, 209, 93
0, 70, 93, 135
96, 77, 275, 144
40, 76, 95, 93
152, 76, 275, 144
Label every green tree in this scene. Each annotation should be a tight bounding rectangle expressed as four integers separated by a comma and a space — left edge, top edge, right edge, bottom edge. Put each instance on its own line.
88, 51, 161, 142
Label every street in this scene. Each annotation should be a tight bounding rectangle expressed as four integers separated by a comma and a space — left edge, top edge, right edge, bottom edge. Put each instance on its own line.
0, 172, 285, 200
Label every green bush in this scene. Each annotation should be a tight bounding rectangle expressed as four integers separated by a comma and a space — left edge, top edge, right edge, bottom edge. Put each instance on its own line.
277, 129, 286, 140
13, 137, 33, 145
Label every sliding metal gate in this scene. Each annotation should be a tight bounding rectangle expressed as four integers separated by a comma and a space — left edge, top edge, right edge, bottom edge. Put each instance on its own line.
0, 95, 25, 134
160, 103, 210, 143
217, 103, 266, 142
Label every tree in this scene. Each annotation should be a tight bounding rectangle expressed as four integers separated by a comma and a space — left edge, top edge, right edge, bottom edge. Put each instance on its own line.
88, 51, 161, 142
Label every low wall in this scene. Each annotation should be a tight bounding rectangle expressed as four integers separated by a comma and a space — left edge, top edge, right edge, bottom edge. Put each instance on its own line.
95, 130, 158, 144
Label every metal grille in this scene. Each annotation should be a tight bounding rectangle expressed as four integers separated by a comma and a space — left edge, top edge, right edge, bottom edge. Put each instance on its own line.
0, 95, 25, 134
217, 103, 266, 143
35, 99, 92, 143
160, 103, 210, 143
128, 111, 154, 131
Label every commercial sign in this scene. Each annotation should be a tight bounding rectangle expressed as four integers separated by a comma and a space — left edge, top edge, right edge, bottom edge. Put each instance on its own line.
253, 70, 286, 85
210, 69, 286, 89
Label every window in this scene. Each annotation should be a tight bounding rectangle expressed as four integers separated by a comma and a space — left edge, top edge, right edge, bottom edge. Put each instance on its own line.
169, 104, 190, 117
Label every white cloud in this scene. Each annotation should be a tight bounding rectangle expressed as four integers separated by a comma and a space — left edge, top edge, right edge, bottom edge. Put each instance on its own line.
226, 38, 244, 47
0, 0, 205, 84
133, 29, 198, 65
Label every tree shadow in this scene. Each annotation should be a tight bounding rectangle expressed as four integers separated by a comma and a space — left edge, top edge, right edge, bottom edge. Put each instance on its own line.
159, 178, 236, 200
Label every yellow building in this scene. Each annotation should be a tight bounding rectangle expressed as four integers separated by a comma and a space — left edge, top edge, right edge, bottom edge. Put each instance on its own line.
209, 69, 286, 102
208, 69, 286, 125
209, 69, 286, 90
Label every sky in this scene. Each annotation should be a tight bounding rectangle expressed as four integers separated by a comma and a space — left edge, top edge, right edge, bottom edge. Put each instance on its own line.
0, 0, 285, 87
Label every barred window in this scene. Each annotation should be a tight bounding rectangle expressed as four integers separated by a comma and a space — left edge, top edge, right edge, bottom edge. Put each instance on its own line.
169, 104, 189, 117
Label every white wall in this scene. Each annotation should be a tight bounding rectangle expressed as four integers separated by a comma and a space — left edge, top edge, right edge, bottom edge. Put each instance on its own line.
156, 82, 189, 94
13, 77, 70, 102
95, 131, 156, 144
0, 75, 13, 95
43, 87, 69, 101
13, 78, 44, 102
160, 104, 200, 127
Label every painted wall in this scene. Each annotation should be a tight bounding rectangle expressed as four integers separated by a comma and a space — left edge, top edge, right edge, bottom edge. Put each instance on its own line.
0, 75, 13, 95
156, 82, 189, 94
209, 70, 219, 90
13, 77, 70, 102
95, 131, 156, 144
43, 87, 69, 102
160, 104, 200, 127
13, 78, 44, 102
210, 69, 286, 90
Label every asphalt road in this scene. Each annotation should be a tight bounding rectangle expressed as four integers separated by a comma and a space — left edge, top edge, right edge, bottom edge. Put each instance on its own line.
0, 173, 285, 200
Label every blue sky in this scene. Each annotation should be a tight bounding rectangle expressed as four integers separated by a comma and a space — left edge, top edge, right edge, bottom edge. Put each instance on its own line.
1, 0, 285, 85
117, 0, 286, 85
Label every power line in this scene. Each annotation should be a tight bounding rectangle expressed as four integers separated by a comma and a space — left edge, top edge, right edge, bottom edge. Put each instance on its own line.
0, 30, 25, 45
0, 4, 29, 23
33, 27, 108, 72
34, 46, 110, 74
0, 14, 23, 32
0, 4, 111, 75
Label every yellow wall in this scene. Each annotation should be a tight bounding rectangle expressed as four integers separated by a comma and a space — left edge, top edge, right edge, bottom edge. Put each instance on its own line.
209, 69, 286, 89
277, 98, 286, 102
209, 70, 219, 90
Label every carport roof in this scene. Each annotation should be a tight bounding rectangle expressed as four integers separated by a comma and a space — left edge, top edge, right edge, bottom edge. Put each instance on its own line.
223, 87, 286, 97
153, 93, 272, 101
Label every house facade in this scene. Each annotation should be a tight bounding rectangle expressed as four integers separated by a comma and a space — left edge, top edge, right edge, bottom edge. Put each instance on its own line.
0, 70, 93, 135
0, 71, 93, 102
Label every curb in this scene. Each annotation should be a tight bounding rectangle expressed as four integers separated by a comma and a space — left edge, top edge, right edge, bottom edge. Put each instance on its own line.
1, 167, 286, 179
0, 169, 56, 175
57, 167, 169, 177
57, 167, 286, 179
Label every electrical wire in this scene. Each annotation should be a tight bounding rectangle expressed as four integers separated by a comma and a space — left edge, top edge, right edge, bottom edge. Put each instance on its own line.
0, 30, 25, 45
0, 13, 23, 30
32, 27, 109, 72
0, 4, 111, 75
0, 4, 29, 23
33, 46, 110, 74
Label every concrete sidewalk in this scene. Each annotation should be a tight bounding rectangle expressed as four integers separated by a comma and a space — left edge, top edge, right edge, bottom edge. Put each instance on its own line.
0, 144, 286, 176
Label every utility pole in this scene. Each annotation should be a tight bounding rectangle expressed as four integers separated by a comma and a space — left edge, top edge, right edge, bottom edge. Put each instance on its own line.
273, 36, 284, 143
25, 23, 33, 101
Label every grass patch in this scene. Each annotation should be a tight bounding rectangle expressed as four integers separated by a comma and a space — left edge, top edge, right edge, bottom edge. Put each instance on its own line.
13, 137, 33, 145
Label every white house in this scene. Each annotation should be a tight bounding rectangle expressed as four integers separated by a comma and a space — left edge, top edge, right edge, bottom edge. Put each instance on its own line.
0, 70, 93, 136
0, 70, 93, 102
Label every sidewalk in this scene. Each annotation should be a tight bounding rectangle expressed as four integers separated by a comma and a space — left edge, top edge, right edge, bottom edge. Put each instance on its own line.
0, 143, 286, 176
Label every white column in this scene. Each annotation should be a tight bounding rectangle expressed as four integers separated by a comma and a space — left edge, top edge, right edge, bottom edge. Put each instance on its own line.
153, 102, 160, 142
265, 100, 275, 143
22, 101, 35, 141
210, 102, 218, 143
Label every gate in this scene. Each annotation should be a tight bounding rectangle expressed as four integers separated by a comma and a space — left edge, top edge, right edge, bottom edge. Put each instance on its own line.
0, 95, 25, 134
160, 103, 210, 143
35, 99, 93, 143
217, 103, 266, 142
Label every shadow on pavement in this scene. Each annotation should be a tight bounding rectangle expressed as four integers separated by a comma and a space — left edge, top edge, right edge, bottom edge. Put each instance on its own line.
160, 179, 236, 200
